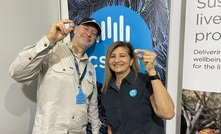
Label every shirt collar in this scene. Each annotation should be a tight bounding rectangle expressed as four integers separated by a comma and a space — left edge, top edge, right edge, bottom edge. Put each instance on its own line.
125, 70, 136, 85
110, 70, 136, 89
67, 42, 89, 61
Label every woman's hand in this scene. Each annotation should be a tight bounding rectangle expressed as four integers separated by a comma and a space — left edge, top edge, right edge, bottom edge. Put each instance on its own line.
135, 49, 157, 75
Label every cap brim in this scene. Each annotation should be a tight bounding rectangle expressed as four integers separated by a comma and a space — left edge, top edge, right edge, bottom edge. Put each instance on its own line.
81, 21, 101, 36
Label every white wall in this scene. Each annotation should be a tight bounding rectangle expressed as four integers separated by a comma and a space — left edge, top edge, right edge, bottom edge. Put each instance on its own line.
0, 1, 59, 133
166, 0, 185, 134
166, 0, 185, 133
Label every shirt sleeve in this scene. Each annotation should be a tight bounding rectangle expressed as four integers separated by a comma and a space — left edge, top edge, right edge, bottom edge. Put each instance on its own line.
9, 36, 55, 85
87, 68, 102, 133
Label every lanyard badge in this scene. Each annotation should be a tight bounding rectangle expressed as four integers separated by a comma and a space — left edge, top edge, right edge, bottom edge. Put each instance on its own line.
68, 44, 88, 104
73, 53, 88, 104
76, 88, 86, 104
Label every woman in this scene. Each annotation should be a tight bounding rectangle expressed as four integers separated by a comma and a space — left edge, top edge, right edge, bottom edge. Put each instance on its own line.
101, 41, 175, 134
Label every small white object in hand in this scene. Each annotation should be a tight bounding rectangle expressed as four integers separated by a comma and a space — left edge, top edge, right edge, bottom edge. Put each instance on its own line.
69, 22, 75, 28
134, 49, 139, 54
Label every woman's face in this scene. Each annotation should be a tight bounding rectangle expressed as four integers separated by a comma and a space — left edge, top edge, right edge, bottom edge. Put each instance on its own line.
108, 46, 134, 76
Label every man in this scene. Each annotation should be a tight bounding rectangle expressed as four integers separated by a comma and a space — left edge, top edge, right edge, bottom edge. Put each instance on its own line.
9, 18, 102, 134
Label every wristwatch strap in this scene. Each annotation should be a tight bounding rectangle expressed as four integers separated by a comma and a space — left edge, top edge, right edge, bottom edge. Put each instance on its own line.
149, 73, 160, 81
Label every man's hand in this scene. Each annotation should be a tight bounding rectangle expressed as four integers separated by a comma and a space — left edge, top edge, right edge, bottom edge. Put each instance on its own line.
46, 19, 74, 44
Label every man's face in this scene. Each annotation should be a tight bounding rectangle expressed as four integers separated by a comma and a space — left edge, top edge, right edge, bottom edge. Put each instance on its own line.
73, 24, 98, 49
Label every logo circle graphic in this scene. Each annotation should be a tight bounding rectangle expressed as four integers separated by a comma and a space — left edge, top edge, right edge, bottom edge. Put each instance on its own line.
129, 89, 137, 97
87, 6, 152, 83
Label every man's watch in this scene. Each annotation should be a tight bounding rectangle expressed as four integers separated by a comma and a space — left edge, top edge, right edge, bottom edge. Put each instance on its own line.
149, 73, 160, 81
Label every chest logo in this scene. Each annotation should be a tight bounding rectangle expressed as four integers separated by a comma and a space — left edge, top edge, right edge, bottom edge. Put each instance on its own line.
129, 89, 137, 97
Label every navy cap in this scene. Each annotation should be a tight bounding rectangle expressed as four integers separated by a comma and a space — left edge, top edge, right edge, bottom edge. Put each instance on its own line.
78, 17, 101, 36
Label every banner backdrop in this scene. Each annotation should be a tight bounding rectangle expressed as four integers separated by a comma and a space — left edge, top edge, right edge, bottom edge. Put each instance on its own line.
181, 0, 221, 133
60, 0, 170, 133
182, 0, 221, 92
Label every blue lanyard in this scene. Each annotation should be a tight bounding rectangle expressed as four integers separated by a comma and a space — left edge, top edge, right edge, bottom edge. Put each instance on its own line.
67, 44, 87, 88
73, 56, 87, 88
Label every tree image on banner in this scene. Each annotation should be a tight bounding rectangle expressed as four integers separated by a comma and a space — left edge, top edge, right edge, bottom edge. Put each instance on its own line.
67, 0, 170, 133
181, 89, 221, 134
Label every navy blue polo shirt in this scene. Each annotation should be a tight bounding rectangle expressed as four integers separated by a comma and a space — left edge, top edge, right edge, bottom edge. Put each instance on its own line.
101, 70, 165, 134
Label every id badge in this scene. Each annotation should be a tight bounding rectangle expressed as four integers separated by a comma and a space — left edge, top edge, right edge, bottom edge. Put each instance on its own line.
76, 89, 86, 104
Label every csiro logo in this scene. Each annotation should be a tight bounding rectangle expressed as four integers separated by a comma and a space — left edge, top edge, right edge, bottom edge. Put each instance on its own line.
86, 6, 152, 84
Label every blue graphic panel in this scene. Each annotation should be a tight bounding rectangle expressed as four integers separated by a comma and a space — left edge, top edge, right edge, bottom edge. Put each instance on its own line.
87, 6, 152, 83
